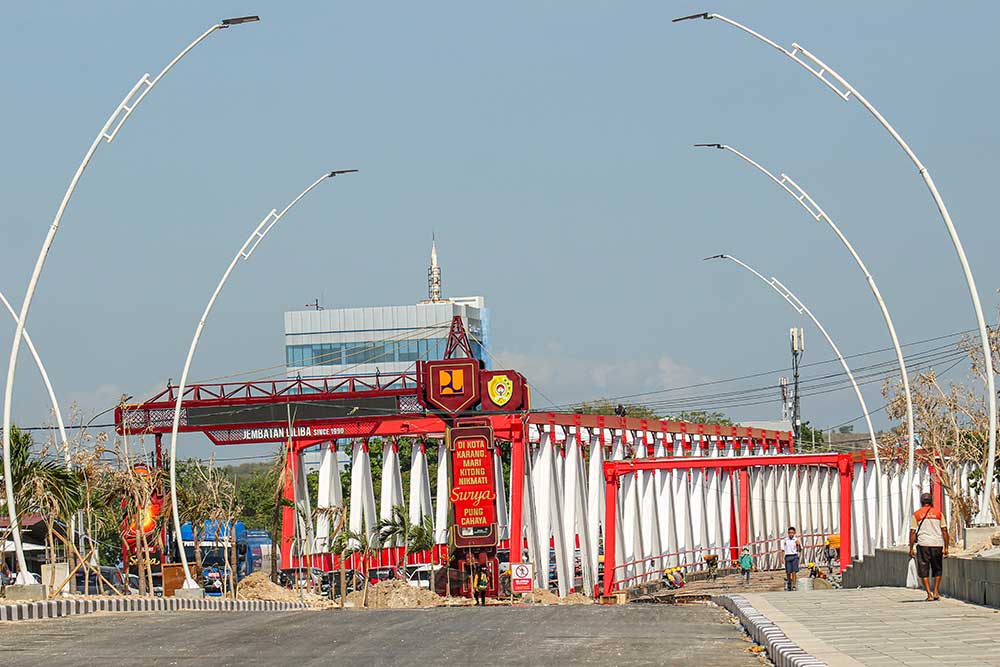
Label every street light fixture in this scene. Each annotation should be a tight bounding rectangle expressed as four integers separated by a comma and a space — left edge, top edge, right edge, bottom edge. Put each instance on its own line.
695, 142, 916, 538
167, 169, 357, 593
1, 17, 258, 588
676, 10, 997, 525
704, 253, 888, 546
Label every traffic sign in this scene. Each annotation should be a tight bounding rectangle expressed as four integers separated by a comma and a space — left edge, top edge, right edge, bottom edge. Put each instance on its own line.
511, 562, 534, 594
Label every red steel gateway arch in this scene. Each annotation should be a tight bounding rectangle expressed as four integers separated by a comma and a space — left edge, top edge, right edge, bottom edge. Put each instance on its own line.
116, 318, 893, 598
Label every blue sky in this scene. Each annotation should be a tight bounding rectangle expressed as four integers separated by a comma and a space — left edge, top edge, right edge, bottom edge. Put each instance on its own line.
1, 1, 998, 457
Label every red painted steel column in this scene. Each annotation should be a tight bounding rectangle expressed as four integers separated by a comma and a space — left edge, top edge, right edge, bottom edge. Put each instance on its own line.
280, 444, 296, 569
930, 464, 944, 509
602, 472, 618, 597
509, 419, 526, 564
738, 468, 750, 548
837, 454, 852, 573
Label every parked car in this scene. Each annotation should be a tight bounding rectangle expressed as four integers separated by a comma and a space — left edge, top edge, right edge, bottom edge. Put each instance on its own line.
328, 569, 366, 599
278, 567, 330, 596
405, 564, 442, 590
366, 566, 397, 585
73, 566, 128, 594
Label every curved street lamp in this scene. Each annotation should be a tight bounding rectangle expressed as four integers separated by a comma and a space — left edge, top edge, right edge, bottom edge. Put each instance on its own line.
0, 291, 70, 466
0, 16, 260, 587
167, 169, 358, 593
695, 143, 915, 506
675, 10, 997, 525
705, 253, 889, 546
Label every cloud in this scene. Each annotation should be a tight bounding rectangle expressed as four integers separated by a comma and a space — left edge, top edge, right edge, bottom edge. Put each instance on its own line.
493, 343, 703, 407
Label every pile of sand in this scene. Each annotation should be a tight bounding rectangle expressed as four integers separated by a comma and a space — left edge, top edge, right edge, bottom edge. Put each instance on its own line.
346, 579, 445, 608
525, 589, 593, 605
236, 572, 333, 608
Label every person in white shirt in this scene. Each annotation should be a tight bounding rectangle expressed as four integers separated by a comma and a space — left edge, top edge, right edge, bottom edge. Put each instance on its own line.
781, 526, 801, 591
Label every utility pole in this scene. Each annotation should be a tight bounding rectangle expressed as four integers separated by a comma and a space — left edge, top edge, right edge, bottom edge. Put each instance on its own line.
790, 327, 804, 443
779, 376, 790, 422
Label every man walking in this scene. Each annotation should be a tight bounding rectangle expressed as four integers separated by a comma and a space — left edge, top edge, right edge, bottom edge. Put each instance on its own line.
472, 564, 489, 606
782, 526, 801, 591
909, 492, 949, 601
738, 546, 753, 585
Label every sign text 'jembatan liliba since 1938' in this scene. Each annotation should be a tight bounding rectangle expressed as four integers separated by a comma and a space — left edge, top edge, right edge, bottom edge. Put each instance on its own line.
448, 425, 498, 548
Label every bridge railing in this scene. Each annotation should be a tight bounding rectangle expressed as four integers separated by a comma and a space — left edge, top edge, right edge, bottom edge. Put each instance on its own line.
608, 532, 829, 592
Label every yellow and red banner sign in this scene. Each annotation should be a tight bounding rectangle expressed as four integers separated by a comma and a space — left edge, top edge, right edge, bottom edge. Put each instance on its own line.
448, 425, 498, 548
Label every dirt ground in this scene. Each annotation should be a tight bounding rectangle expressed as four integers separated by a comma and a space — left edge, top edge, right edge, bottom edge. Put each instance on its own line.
237, 572, 334, 608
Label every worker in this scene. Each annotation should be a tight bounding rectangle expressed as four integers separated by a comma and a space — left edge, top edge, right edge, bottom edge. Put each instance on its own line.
738, 546, 753, 585
909, 491, 949, 602
472, 564, 489, 606
782, 526, 801, 591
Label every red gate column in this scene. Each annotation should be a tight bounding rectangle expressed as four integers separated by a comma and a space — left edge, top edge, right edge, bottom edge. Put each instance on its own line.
738, 468, 750, 549
930, 463, 944, 509
837, 454, 852, 573
280, 444, 296, 570
602, 472, 618, 597
509, 420, 526, 565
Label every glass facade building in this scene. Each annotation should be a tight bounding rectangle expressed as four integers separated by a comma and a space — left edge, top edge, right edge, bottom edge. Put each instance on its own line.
284, 297, 489, 377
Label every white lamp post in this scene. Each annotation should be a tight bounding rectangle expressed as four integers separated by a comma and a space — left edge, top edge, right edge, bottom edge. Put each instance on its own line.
675, 10, 997, 524
0, 291, 69, 466
0, 16, 260, 588
696, 143, 914, 536
705, 253, 884, 477
167, 169, 358, 593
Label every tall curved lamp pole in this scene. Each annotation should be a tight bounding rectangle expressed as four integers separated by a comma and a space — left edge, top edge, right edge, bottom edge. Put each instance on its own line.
167, 169, 357, 592
0, 291, 70, 465
695, 143, 913, 499
675, 11, 996, 525
705, 254, 883, 469
1, 16, 260, 585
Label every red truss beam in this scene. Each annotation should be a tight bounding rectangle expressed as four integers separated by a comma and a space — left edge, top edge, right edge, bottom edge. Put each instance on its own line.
525, 412, 793, 445
131, 372, 419, 409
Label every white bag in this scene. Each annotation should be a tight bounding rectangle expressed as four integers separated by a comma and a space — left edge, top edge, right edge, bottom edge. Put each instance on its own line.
906, 557, 920, 589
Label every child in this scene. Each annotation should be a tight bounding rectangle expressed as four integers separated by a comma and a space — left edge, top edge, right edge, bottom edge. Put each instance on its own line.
739, 546, 753, 585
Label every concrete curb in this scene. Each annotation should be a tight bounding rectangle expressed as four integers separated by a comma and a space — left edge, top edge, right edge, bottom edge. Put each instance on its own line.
714, 594, 826, 667
0, 597, 308, 622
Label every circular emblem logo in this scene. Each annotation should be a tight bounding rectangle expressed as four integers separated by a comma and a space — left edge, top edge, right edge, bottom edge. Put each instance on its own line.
487, 374, 514, 407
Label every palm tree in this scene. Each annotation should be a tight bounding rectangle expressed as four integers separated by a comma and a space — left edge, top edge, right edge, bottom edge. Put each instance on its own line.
333, 526, 382, 608
376, 504, 411, 578
2, 426, 84, 591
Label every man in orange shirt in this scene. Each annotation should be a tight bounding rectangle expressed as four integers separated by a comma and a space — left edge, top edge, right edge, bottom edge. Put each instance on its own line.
909, 492, 949, 601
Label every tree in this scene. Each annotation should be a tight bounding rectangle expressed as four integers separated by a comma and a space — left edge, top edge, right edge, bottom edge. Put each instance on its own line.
575, 400, 661, 420
798, 422, 826, 452
332, 524, 382, 608
2, 425, 84, 592
664, 410, 732, 425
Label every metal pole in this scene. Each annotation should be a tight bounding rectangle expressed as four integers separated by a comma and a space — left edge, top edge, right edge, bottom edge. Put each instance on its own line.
676, 10, 997, 524
705, 254, 883, 481
167, 170, 355, 590
0, 291, 69, 464
697, 144, 916, 462
0, 20, 254, 586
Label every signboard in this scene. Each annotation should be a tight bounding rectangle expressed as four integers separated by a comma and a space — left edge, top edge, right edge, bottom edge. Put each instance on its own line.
480, 370, 528, 412
511, 562, 534, 594
448, 425, 498, 548
423, 359, 481, 414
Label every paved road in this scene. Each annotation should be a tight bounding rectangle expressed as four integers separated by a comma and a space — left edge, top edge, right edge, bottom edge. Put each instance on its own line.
0, 603, 759, 666
744, 587, 1000, 666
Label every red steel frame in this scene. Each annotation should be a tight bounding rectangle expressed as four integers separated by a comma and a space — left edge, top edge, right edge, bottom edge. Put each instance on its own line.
116, 376, 796, 571
600, 452, 858, 597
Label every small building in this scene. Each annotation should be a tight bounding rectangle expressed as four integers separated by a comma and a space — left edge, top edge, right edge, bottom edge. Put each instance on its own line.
283, 238, 490, 378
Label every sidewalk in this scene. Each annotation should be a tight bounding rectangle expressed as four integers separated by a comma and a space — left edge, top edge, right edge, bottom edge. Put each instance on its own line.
740, 587, 1000, 666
